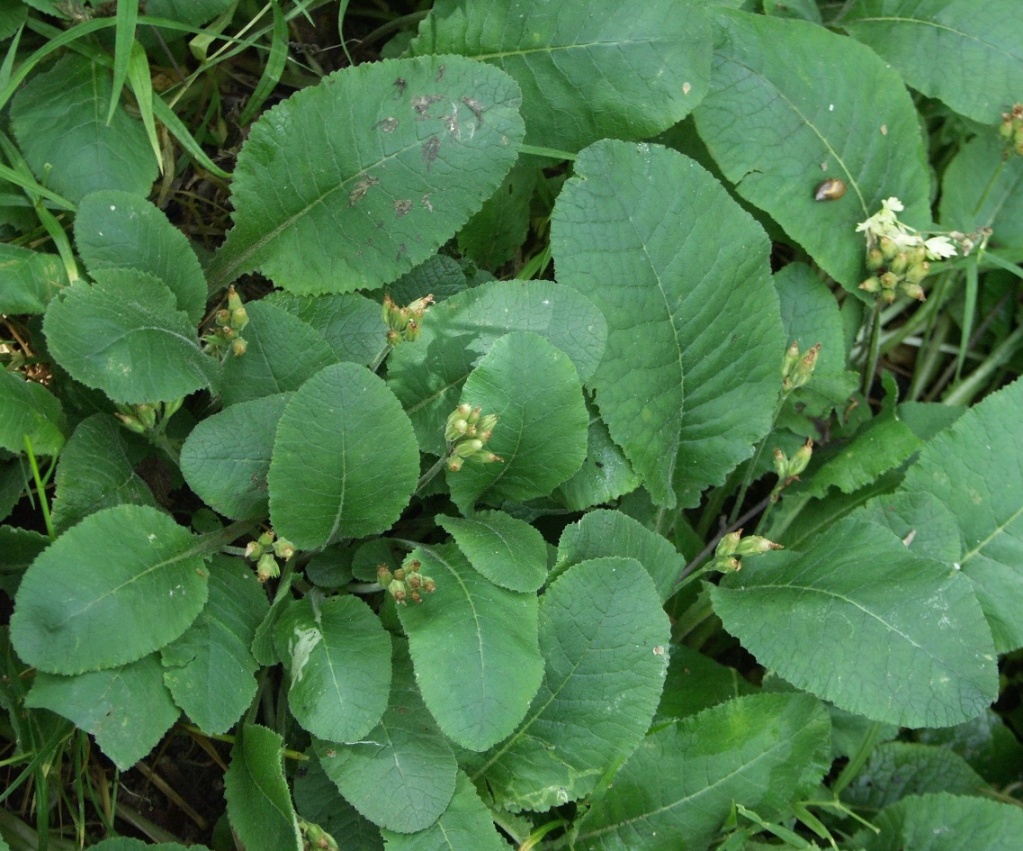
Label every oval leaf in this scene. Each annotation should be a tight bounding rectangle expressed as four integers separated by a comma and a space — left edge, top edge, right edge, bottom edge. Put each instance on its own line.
397, 544, 543, 751
0, 242, 66, 315
437, 510, 547, 592
207, 55, 524, 293
268, 363, 419, 549
10, 505, 209, 675
0, 368, 65, 456
265, 291, 386, 365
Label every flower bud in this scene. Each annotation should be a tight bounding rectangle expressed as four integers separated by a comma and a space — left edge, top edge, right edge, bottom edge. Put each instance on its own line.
231, 306, 249, 330
273, 538, 296, 560
445, 418, 469, 441
859, 276, 881, 294
889, 251, 909, 275
879, 235, 899, 261
901, 282, 926, 301
377, 565, 392, 584
734, 535, 783, 556
781, 341, 800, 378
789, 439, 813, 477
447, 457, 463, 473
245, 541, 263, 560
715, 531, 742, 558
772, 447, 788, 478
257, 553, 280, 582
216, 308, 232, 325
227, 285, 244, 313
454, 438, 485, 458
904, 261, 930, 284
115, 413, 148, 435
866, 248, 885, 271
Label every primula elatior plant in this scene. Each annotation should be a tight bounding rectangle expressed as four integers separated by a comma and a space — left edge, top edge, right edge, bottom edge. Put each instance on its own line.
2, 0, 1023, 849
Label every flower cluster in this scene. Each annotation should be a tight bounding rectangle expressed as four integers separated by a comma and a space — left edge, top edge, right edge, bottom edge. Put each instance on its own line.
203, 285, 249, 358
711, 530, 783, 573
857, 198, 956, 303
382, 293, 435, 344
378, 559, 436, 604
999, 103, 1023, 158
444, 403, 503, 472
781, 341, 820, 393
245, 529, 295, 582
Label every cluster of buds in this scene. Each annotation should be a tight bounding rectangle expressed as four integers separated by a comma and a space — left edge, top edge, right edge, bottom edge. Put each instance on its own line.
299, 817, 339, 851
382, 293, 435, 344
115, 398, 183, 436
772, 439, 813, 500
377, 559, 436, 605
999, 103, 1023, 158
781, 341, 820, 393
245, 529, 296, 582
711, 529, 782, 573
204, 285, 249, 358
444, 404, 503, 472
856, 198, 957, 303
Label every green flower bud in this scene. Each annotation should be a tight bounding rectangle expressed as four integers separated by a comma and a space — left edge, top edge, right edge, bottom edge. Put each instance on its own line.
257, 553, 280, 582
454, 438, 485, 458
231, 338, 248, 357
445, 418, 469, 441
115, 413, 148, 435
715, 530, 742, 558
377, 564, 393, 584
901, 282, 926, 301
447, 457, 464, 473
859, 276, 881, 294
245, 540, 263, 560
789, 439, 813, 477
734, 535, 783, 556
258, 531, 276, 548
889, 251, 909, 275
772, 447, 788, 479
879, 235, 899, 261
227, 285, 244, 314
232, 306, 249, 330
866, 247, 885, 271
792, 343, 820, 389
781, 341, 800, 379
273, 538, 296, 560
904, 261, 930, 284
216, 308, 232, 326
422, 578, 436, 593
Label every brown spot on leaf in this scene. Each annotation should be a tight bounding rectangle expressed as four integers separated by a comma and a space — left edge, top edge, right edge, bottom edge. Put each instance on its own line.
396, 243, 407, 261
421, 136, 440, 170
394, 199, 412, 217
421, 194, 433, 212
348, 176, 379, 206
393, 77, 406, 97
412, 94, 443, 119
435, 65, 445, 82
462, 97, 485, 128
376, 117, 399, 133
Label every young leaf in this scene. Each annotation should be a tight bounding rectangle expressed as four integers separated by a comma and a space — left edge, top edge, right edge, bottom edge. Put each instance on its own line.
315, 641, 457, 834
10, 505, 209, 675
207, 55, 524, 294
469, 557, 669, 813
437, 511, 547, 592
552, 139, 783, 508
842, 0, 1023, 125
273, 595, 392, 744
575, 693, 831, 850
862, 792, 1023, 851
43, 269, 221, 405
0, 367, 65, 456
75, 190, 207, 324
268, 363, 419, 550
447, 331, 588, 512
224, 724, 303, 851
180, 393, 291, 521
710, 517, 998, 727
0, 242, 65, 314
10, 55, 156, 202
25, 654, 179, 771
161, 557, 269, 736
693, 9, 930, 291
897, 377, 1023, 652
388, 279, 605, 456
397, 544, 543, 751
410, 0, 712, 151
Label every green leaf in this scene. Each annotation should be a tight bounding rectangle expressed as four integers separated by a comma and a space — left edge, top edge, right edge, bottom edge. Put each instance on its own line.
43, 269, 221, 405
224, 724, 303, 851
556, 509, 686, 602
552, 139, 783, 508
264, 291, 386, 365
207, 55, 524, 293
710, 518, 998, 727
10, 505, 209, 675
293, 759, 384, 851
268, 363, 419, 549
469, 557, 669, 813
411, 0, 712, 152
447, 331, 587, 511
656, 644, 756, 720
575, 693, 831, 850
315, 641, 456, 833
0, 368, 65, 456
220, 301, 337, 407
88, 841, 198, 851
161, 556, 268, 735
397, 544, 543, 751
273, 595, 392, 744
387, 279, 606, 456
842, 742, 987, 813
863, 793, 1023, 851
693, 9, 930, 291
10, 55, 157, 202
386, 254, 474, 304
75, 190, 207, 324
180, 393, 290, 521
458, 157, 537, 269
857, 491, 963, 563
380, 770, 507, 851
437, 510, 547, 592
25, 654, 179, 770
51, 414, 157, 533
842, 0, 1023, 125
554, 403, 642, 511
898, 377, 1023, 652
0, 242, 66, 314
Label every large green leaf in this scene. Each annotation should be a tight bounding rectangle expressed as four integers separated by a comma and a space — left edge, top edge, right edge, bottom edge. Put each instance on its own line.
75, 190, 207, 324
25, 654, 179, 771
551, 139, 783, 508
387, 279, 606, 456
469, 558, 669, 813
268, 363, 419, 549
575, 693, 831, 850
51, 414, 157, 534
0, 368, 65, 456
207, 55, 523, 293
863, 793, 1023, 851
273, 595, 391, 744
410, 0, 712, 151
224, 724, 303, 851
265, 291, 386, 365
43, 269, 221, 405
397, 544, 543, 751
437, 511, 547, 592
315, 641, 456, 833
10, 55, 157, 202
0, 243, 66, 314
293, 760, 384, 851
898, 377, 1023, 652
710, 518, 997, 727
842, 0, 1023, 125
10, 505, 209, 675
161, 557, 268, 735
693, 9, 930, 290
447, 331, 588, 512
